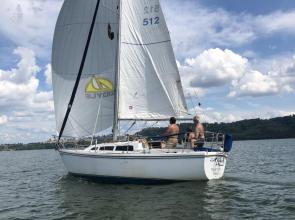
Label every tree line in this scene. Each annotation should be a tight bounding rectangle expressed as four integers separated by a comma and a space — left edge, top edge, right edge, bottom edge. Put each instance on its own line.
138, 115, 295, 141
1, 115, 294, 151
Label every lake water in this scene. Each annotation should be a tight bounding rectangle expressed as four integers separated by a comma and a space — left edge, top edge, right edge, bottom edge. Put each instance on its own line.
0, 139, 294, 220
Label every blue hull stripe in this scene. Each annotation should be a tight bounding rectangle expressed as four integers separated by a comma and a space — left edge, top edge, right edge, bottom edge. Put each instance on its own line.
69, 172, 195, 184
59, 150, 227, 160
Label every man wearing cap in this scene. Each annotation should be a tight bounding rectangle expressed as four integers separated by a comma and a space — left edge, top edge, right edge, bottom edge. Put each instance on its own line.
191, 116, 205, 148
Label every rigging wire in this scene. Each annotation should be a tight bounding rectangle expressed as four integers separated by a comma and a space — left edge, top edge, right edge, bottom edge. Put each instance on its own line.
194, 89, 202, 108
150, 121, 159, 127
124, 121, 137, 135
91, 97, 102, 145
191, 90, 199, 113
188, 93, 197, 115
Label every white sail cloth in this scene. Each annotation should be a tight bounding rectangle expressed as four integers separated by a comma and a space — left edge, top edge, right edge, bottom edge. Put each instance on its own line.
118, 0, 189, 120
52, 0, 119, 137
52, 0, 189, 138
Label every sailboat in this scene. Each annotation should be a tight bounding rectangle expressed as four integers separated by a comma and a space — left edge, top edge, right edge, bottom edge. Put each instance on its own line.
52, 0, 232, 182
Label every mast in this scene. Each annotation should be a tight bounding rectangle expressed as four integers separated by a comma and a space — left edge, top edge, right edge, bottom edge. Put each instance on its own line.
113, 0, 122, 141
57, 0, 101, 143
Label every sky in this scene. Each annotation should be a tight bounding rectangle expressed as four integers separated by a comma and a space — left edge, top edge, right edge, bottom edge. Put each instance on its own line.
0, 0, 295, 144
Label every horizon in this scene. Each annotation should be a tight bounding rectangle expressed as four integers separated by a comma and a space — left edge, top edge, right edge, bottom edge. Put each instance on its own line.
1, 114, 294, 145
1, 0, 295, 144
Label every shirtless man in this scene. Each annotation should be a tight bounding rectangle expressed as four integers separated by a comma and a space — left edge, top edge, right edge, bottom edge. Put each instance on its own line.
164, 117, 179, 149
191, 116, 205, 148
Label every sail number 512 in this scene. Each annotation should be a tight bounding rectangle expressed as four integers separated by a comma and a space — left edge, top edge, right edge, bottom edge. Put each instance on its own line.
143, 17, 160, 26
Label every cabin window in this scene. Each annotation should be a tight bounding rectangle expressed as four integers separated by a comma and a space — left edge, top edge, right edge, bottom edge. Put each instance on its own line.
91, 147, 98, 151
99, 146, 114, 151
115, 145, 134, 151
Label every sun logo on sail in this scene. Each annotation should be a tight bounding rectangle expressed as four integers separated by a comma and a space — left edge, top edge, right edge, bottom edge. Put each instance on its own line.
85, 76, 114, 94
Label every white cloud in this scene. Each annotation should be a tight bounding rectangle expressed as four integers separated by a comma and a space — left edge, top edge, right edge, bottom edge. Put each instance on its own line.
0, 47, 40, 83
277, 56, 295, 91
0, 47, 53, 109
0, 47, 55, 143
1, 1, 295, 143
0, 47, 41, 108
179, 48, 295, 98
0, 0, 294, 62
162, 1, 295, 59
255, 11, 295, 34
44, 64, 52, 86
190, 106, 295, 124
180, 48, 247, 88
34, 91, 53, 103
0, 115, 8, 125
0, 77, 39, 105
229, 54, 295, 97
0, 0, 62, 58
162, 0, 256, 58
188, 106, 243, 123
229, 70, 280, 97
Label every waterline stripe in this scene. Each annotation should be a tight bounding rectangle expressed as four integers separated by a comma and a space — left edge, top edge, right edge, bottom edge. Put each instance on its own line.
59, 151, 227, 160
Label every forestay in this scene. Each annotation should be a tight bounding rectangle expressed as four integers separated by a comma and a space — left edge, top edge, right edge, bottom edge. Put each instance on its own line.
118, 0, 189, 120
52, 0, 119, 137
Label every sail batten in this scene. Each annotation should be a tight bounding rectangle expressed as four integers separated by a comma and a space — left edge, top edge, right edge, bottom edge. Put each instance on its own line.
122, 40, 171, 46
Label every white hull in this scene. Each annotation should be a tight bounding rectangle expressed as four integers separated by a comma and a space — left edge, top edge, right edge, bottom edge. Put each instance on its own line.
59, 147, 227, 181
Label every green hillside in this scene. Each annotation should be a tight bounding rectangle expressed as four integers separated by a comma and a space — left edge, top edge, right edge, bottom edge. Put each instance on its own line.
1, 115, 294, 151
138, 115, 295, 141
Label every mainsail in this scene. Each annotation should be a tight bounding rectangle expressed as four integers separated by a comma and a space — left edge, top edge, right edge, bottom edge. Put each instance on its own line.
52, 0, 188, 139
52, 0, 119, 138
118, 0, 188, 120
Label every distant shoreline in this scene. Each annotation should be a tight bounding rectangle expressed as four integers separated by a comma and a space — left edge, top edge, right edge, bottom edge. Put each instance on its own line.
1, 115, 294, 151
1, 138, 294, 152
0, 143, 55, 152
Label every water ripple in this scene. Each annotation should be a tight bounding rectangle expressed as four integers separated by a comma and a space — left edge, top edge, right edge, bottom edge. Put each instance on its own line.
0, 139, 295, 219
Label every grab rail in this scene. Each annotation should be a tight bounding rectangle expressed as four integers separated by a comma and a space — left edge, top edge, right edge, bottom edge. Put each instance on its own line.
54, 131, 226, 151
